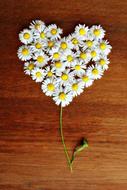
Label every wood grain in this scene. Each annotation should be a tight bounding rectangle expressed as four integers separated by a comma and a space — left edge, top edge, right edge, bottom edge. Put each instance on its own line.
0, 0, 127, 189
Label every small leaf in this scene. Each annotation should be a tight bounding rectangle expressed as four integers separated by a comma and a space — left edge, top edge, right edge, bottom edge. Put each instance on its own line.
71, 138, 88, 166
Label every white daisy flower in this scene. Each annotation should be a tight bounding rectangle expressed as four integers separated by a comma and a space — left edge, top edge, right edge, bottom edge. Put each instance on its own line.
34, 51, 49, 67
89, 25, 105, 40
46, 24, 63, 39
30, 39, 46, 53
61, 50, 76, 66
71, 60, 86, 76
57, 37, 73, 51
89, 48, 100, 61
97, 56, 110, 70
75, 24, 89, 40
56, 69, 74, 86
87, 64, 103, 79
81, 40, 98, 51
31, 68, 46, 82
29, 20, 46, 32
53, 60, 66, 72
98, 40, 112, 55
49, 47, 61, 61
43, 39, 57, 52
41, 78, 57, 96
34, 27, 47, 41
53, 87, 73, 107
67, 80, 84, 97
78, 73, 94, 87
24, 61, 35, 75
44, 66, 56, 78
19, 29, 33, 44
17, 45, 32, 61
76, 50, 91, 64
68, 34, 82, 50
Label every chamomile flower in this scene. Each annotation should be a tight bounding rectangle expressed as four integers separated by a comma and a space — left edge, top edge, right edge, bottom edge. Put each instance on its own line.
78, 73, 94, 87
89, 48, 100, 61
53, 60, 66, 72
41, 78, 57, 96
31, 68, 46, 82
67, 80, 84, 97
34, 27, 47, 41
87, 64, 103, 79
58, 37, 73, 51
71, 60, 86, 76
99, 40, 112, 55
24, 61, 35, 75
44, 39, 56, 52
44, 66, 55, 78
77, 50, 91, 64
75, 24, 89, 40
49, 47, 61, 61
46, 24, 63, 39
19, 29, 33, 44
97, 56, 110, 70
57, 69, 74, 86
90, 25, 105, 40
30, 39, 46, 53
53, 87, 73, 107
34, 52, 49, 67
61, 50, 75, 66
17, 45, 32, 61
30, 20, 46, 32
81, 39, 98, 51
68, 34, 81, 50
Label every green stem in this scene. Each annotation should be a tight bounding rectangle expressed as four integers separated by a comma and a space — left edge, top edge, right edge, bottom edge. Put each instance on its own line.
59, 104, 72, 172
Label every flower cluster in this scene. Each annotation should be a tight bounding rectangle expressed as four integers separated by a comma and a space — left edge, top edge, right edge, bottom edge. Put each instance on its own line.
18, 20, 112, 107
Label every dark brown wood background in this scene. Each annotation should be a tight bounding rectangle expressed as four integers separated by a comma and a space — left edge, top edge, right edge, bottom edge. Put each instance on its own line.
0, 0, 127, 190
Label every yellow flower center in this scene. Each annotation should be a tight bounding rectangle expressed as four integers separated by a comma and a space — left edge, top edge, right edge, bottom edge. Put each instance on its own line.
37, 56, 44, 63
79, 28, 86, 35
59, 92, 66, 100
100, 42, 106, 50
47, 71, 53, 77
35, 42, 42, 49
72, 38, 78, 45
92, 69, 99, 75
22, 48, 29, 56
48, 41, 54, 48
67, 55, 73, 62
40, 32, 45, 39
23, 32, 30, 39
27, 63, 34, 70
72, 83, 78, 91
53, 52, 60, 59
80, 52, 87, 60
35, 23, 41, 30
82, 75, 89, 82
61, 42, 67, 49
47, 83, 55, 91
100, 59, 106, 65
91, 51, 97, 58
55, 61, 62, 68
75, 65, 81, 70
36, 72, 42, 78
61, 74, 68, 81
94, 29, 100, 36
51, 28, 57, 35
86, 40, 93, 47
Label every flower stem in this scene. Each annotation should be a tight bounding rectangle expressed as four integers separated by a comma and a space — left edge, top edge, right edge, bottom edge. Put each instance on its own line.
59, 105, 72, 172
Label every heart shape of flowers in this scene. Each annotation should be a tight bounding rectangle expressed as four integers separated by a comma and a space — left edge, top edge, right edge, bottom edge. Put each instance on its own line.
17, 20, 112, 107
17, 20, 112, 171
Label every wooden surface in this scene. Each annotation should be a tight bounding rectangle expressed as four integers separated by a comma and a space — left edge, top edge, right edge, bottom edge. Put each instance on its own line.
0, 0, 127, 190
